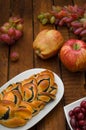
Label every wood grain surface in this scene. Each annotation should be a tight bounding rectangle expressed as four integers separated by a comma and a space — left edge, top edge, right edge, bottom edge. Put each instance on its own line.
0, 0, 86, 130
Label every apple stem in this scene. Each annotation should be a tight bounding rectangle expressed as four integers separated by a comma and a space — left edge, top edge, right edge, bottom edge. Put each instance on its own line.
73, 43, 80, 50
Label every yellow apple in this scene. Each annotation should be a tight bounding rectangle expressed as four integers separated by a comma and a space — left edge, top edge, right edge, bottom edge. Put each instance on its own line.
33, 29, 64, 59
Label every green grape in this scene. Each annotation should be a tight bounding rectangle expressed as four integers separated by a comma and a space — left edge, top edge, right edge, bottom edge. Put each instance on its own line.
38, 13, 45, 20
9, 18, 13, 23
41, 18, 48, 25
50, 16, 56, 24
0, 26, 8, 33
84, 13, 86, 18
16, 23, 23, 31
44, 12, 51, 18
80, 18, 86, 23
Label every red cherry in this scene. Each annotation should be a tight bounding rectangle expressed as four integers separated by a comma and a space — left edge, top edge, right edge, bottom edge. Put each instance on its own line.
75, 128, 81, 130
81, 107, 86, 115
77, 112, 84, 120
78, 120, 85, 126
82, 125, 86, 130
69, 110, 74, 117
70, 117, 77, 129
73, 106, 81, 114
80, 101, 86, 109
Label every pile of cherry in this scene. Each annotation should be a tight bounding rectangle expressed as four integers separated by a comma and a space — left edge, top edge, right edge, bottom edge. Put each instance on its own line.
38, 5, 86, 38
0, 17, 23, 45
69, 100, 86, 130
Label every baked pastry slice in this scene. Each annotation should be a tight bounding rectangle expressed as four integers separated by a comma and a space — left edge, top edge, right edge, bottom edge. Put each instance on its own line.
0, 69, 58, 128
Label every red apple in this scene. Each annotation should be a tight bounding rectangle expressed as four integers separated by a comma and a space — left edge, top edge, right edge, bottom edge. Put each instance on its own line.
59, 39, 86, 72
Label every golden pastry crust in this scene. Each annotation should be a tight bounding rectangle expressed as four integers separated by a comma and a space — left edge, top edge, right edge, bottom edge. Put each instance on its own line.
0, 69, 58, 128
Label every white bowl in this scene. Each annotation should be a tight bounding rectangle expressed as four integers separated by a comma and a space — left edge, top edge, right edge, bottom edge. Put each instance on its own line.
64, 97, 86, 130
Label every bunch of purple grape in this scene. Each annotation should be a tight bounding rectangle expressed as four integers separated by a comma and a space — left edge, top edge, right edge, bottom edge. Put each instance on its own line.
0, 17, 23, 45
69, 100, 86, 130
38, 5, 86, 38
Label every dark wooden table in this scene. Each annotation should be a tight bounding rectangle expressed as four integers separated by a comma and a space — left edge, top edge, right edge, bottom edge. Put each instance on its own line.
0, 0, 86, 130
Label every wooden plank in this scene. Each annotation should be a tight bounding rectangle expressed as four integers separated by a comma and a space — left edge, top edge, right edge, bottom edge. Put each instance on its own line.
9, 0, 25, 17
73, 0, 86, 6
8, 0, 34, 79
0, 0, 10, 87
54, 0, 73, 6
0, 0, 10, 25
33, 0, 66, 130
54, 0, 86, 129
61, 0, 86, 104
33, 0, 61, 75
8, 1, 35, 130
54, 0, 73, 40
53, 1, 73, 130
61, 66, 86, 103
54, 0, 86, 103
73, 0, 86, 89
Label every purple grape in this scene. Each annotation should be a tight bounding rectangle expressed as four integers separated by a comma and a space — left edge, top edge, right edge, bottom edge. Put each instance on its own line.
58, 18, 65, 26
78, 120, 85, 126
55, 18, 59, 25
80, 100, 86, 109
75, 128, 81, 130
83, 22, 86, 28
74, 27, 84, 35
0, 34, 14, 44
10, 52, 19, 62
60, 17, 68, 22
69, 110, 74, 117
15, 30, 22, 40
0, 34, 11, 43
8, 28, 16, 37
65, 17, 74, 23
71, 21, 83, 28
77, 112, 84, 120
0, 16, 23, 45
82, 125, 86, 130
80, 29, 86, 36
81, 107, 86, 115
73, 106, 81, 114
70, 117, 77, 129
